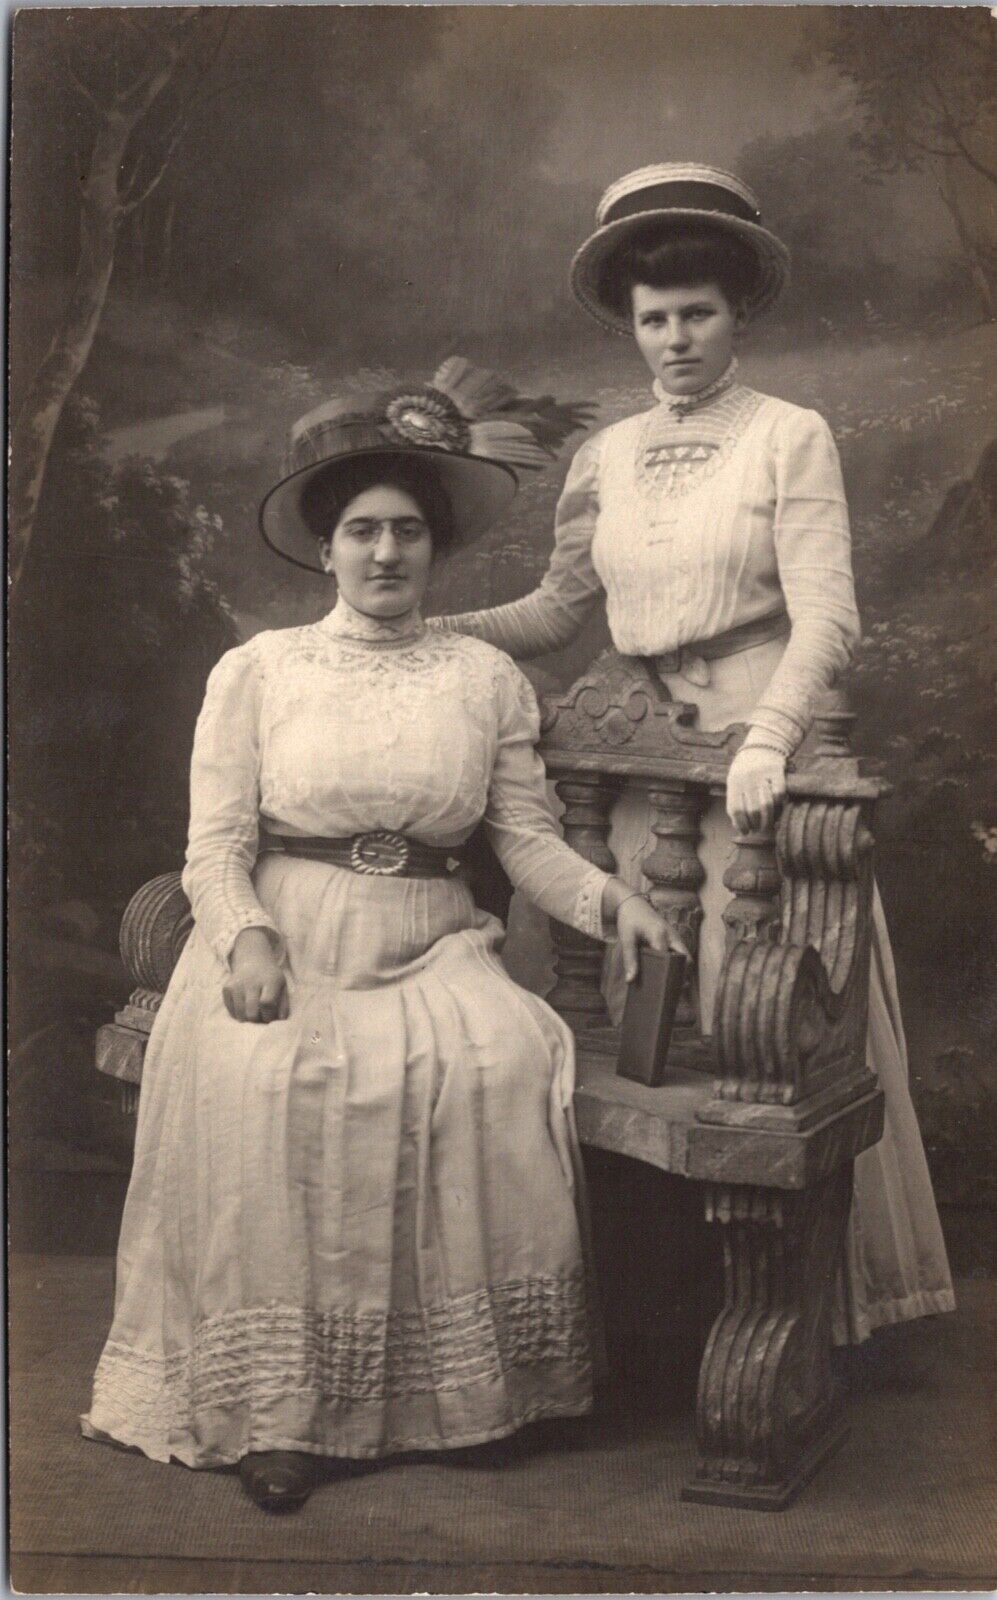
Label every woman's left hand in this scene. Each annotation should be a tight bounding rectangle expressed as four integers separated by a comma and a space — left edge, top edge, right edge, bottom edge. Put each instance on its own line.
726, 746, 787, 835
617, 895, 684, 983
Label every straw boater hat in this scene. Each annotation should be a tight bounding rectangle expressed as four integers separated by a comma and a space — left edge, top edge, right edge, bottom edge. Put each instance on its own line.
570, 162, 791, 334
260, 357, 593, 570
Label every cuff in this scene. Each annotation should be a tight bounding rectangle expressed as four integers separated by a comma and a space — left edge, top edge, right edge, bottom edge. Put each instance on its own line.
215, 910, 284, 968
743, 711, 800, 758
574, 867, 611, 941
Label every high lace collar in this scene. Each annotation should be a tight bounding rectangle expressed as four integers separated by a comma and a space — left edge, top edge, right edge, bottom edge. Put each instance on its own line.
652, 356, 740, 418
318, 595, 426, 644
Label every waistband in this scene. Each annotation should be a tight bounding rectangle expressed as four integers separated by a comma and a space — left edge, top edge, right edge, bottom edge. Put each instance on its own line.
650, 608, 790, 683
259, 829, 466, 879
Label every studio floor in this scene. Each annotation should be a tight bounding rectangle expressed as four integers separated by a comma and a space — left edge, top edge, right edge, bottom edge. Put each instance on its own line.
7, 1252, 996, 1595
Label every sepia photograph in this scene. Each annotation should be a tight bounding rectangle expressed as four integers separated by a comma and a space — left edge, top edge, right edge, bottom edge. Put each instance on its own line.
6, 3, 996, 1593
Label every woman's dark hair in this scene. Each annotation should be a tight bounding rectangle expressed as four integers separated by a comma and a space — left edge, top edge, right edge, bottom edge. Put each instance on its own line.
598, 223, 759, 323
299, 453, 457, 554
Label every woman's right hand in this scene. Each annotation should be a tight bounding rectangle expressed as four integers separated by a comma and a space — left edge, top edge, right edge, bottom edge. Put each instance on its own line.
224, 927, 289, 1024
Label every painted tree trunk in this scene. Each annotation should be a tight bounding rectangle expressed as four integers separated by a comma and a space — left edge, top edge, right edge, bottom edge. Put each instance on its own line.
9, 55, 181, 593
936, 158, 996, 322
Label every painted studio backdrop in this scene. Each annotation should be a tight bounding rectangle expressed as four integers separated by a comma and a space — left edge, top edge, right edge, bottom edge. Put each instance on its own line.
8, 6, 995, 1260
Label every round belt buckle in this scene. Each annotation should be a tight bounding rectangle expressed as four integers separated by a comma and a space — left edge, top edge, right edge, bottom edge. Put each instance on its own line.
350, 830, 411, 876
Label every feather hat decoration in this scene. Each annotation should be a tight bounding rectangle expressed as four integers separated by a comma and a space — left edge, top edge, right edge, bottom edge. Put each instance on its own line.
260, 357, 596, 570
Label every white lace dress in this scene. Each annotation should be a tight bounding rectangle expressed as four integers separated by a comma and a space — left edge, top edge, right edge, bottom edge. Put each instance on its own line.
438, 380, 955, 1344
82, 600, 612, 1466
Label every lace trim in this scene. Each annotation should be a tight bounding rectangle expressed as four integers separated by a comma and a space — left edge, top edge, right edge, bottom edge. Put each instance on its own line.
88, 1272, 592, 1439
248, 622, 489, 688
634, 386, 765, 503
317, 596, 426, 644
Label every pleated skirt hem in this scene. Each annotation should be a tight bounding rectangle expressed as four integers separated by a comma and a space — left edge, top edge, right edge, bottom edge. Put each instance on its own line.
81, 1381, 594, 1469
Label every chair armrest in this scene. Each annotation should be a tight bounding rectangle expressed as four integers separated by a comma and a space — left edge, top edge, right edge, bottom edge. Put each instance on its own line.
688, 797, 885, 1186
95, 872, 192, 1095
118, 871, 193, 991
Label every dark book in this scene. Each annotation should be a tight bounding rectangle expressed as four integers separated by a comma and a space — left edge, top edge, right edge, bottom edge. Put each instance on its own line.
617, 946, 688, 1087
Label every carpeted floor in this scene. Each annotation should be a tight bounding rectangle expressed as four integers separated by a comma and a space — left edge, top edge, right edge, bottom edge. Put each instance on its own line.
8, 1254, 996, 1594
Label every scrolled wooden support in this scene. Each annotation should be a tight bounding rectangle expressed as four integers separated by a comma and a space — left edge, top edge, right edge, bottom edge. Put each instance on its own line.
547, 774, 619, 1027
708, 798, 876, 1117
119, 871, 193, 993
640, 782, 706, 1035
683, 1168, 852, 1509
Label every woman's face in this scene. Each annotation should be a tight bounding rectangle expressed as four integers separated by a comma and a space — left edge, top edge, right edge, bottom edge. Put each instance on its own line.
319, 484, 434, 617
631, 281, 744, 397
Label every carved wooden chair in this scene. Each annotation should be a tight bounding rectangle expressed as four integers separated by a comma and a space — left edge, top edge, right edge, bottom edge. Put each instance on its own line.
96, 648, 886, 1510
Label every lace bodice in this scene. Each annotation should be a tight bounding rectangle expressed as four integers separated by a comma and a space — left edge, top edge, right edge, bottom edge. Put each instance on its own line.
181, 601, 610, 961
435, 386, 861, 756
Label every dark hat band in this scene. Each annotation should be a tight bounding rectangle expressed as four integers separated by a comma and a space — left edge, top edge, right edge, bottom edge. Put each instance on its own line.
284, 417, 394, 478
602, 181, 761, 228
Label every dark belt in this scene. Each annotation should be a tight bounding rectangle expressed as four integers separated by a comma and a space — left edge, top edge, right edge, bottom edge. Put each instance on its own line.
259, 828, 466, 879
650, 608, 790, 677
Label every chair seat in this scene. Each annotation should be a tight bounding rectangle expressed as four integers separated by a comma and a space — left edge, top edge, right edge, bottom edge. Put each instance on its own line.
573, 1028, 715, 1175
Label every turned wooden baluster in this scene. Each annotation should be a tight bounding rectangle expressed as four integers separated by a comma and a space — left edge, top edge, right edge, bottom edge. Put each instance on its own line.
639, 782, 706, 1036
722, 828, 781, 952
547, 774, 619, 1027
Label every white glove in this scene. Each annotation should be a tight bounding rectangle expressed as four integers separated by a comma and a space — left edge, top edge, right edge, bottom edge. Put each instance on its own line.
726, 746, 787, 835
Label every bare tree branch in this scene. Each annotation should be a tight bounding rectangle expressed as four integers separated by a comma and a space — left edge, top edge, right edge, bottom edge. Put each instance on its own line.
119, 118, 187, 214
937, 112, 997, 187
57, 45, 102, 112
165, 10, 235, 127
118, 10, 187, 65
924, 66, 997, 187
117, 12, 236, 214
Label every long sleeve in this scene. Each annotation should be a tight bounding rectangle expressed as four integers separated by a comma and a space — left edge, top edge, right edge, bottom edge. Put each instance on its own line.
745, 409, 861, 755
432, 434, 606, 659
181, 645, 281, 964
483, 656, 611, 938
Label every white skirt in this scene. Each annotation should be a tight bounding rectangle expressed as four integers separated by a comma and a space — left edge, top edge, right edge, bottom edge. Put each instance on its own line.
82, 858, 595, 1466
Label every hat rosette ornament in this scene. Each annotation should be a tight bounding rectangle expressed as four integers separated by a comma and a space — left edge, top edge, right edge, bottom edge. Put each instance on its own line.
260, 357, 596, 570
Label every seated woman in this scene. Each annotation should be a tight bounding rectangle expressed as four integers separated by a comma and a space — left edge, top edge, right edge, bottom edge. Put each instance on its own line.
81, 361, 673, 1513
435, 164, 955, 1348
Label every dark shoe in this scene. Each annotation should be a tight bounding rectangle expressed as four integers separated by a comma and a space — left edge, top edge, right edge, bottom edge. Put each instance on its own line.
240, 1450, 316, 1513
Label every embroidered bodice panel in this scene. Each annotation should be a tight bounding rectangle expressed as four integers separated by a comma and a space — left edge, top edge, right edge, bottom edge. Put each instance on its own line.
181, 608, 610, 961
435, 387, 861, 755
591, 386, 772, 651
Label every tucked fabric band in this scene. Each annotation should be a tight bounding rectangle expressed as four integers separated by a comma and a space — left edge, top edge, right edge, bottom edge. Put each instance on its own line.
259, 829, 466, 879
602, 181, 761, 228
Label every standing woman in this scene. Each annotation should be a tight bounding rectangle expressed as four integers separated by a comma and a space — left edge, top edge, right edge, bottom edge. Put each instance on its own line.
82, 361, 673, 1510
435, 164, 955, 1345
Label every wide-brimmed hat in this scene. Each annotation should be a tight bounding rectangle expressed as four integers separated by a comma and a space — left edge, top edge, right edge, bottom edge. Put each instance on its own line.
570, 162, 791, 334
260, 357, 594, 570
